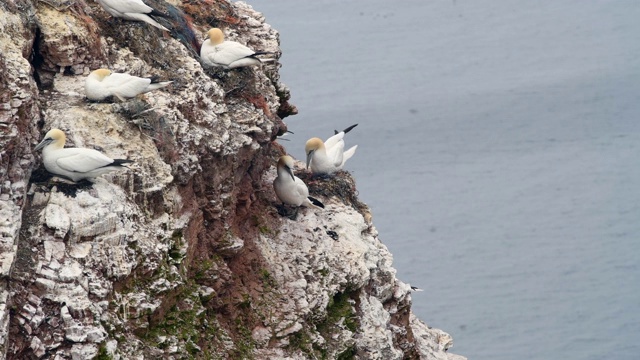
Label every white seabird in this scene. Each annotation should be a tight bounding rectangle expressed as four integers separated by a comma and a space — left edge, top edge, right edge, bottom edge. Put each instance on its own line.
97, 0, 169, 31
200, 28, 276, 69
34, 129, 133, 182
305, 124, 358, 174
85, 69, 172, 101
273, 155, 324, 209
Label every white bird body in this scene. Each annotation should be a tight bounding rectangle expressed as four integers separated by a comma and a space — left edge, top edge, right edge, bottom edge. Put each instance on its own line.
34, 129, 132, 182
85, 69, 172, 101
305, 124, 358, 174
97, 0, 169, 31
200, 28, 275, 69
273, 156, 323, 208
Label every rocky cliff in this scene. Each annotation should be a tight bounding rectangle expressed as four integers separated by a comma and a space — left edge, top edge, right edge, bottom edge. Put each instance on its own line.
0, 0, 465, 359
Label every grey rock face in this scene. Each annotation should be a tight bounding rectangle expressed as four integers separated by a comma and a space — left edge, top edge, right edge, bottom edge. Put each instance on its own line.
0, 0, 464, 359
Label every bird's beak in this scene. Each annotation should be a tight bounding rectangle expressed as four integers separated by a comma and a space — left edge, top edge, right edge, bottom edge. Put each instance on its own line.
286, 165, 295, 181
306, 150, 314, 169
34, 138, 51, 151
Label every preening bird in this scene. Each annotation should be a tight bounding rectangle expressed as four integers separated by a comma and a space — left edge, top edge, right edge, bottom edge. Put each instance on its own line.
200, 28, 276, 69
273, 155, 324, 209
85, 69, 172, 101
97, 0, 170, 31
34, 129, 133, 182
305, 124, 358, 174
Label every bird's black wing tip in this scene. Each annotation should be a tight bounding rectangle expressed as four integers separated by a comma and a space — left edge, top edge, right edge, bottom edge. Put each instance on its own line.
343, 124, 358, 133
308, 196, 325, 209
112, 159, 134, 167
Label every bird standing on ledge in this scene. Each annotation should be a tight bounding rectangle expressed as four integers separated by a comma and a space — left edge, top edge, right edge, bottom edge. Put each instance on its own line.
34, 129, 133, 182
274, 155, 324, 210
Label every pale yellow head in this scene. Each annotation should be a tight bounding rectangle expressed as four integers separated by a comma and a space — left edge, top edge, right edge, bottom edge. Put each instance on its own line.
34, 128, 66, 151
305, 138, 325, 168
91, 68, 112, 81
278, 155, 295, 180
207, 28, 225, 45
305, 138, 325, 153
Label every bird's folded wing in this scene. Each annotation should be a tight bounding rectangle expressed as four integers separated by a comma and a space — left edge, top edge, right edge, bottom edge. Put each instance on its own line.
101, 0, 153, 14
212, 43, 255, 64
105, 74, 150, 97
295, 179, 309, 198
56, 151, 114, 173
327, 140, 345, 167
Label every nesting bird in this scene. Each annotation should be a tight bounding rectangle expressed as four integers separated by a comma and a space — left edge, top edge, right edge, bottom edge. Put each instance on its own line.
34, 129, 133, 182
97, 0, 170, 31
305, 124, 358, 174
200, 28, 276, 69
85, 69, 172, 102
273, 155, 324, 209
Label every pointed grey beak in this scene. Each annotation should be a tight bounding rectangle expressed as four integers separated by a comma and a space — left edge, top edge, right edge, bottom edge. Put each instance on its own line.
306, 150, 314, 169
34, 138, 52, 151
286, 165, 295, 181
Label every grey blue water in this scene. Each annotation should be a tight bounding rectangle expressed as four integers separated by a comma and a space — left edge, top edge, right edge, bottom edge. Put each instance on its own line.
248, 1, 640, 359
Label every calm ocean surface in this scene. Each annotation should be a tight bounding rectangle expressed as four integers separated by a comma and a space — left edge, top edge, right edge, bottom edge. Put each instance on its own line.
248, 1, 640, 359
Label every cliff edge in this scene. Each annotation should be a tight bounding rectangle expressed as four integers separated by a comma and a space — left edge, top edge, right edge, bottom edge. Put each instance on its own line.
0, 0, 465, 359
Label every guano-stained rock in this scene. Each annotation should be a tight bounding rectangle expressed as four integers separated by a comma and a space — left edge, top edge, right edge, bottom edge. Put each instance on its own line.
0, 0, 465, 359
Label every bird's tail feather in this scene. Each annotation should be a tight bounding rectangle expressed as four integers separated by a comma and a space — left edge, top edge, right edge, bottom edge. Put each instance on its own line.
111, 159, 134, 167
146, 81, 172, 91
127, 13, 169, 31
307, 196, 325, 209
342, 145, 358, 163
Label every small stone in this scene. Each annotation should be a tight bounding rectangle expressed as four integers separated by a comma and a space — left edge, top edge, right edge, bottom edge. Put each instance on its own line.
68, 243, 92, 259
40, 267, 59, 280
65, 324, 88, 342
70, 343, 98, 360
21, 303, 37, 319
60, 305, 73, 325
30, 336, 45, 357
252, 326, 271, 347
28, 293, 42, 306
44, 240, 66, 262
59, 261, 82, 282
35, 278, 56, 292
48, 317, 60, 327
86, 327, 106, 343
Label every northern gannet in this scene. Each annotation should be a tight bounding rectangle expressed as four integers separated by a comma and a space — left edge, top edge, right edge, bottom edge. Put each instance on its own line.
97, 0, 169, 31
85, 69, 172, 101
273, 155, 324, 209
305, 124, 358, 174
200, 28, 276, 69
34, 129, 133, 182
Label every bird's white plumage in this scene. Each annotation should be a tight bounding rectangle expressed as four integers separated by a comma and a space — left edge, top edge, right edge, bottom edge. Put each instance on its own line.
34, 129, 131, 182
200, 28, 275, 69
85, 69, 172, 101
305, 125, 358, 174
273, 156, 319, 208
97, 0, 168, 31
54, 149, 115, 173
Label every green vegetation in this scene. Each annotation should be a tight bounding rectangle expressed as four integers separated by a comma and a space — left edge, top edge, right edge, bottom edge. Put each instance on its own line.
93, 344, 112, 360
320, 291, 359, 333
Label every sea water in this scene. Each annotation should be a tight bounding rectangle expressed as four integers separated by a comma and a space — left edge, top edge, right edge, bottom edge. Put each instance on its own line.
247, 1, 640, 359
